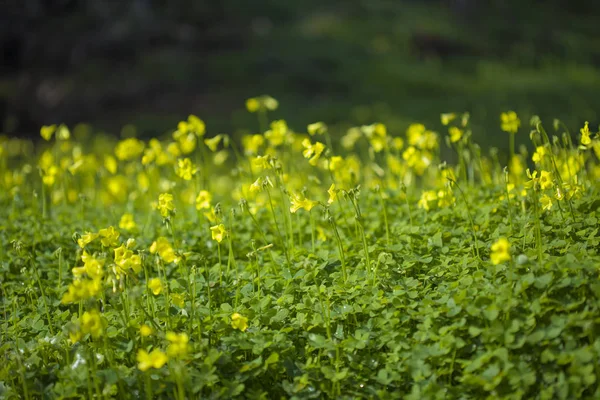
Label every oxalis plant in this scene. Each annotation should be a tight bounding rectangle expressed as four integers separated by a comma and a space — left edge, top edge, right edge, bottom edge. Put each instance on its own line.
0, 103, 600, 399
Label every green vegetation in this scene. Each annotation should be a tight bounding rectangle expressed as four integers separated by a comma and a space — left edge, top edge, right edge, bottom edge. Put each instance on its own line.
1, 101, 600, 398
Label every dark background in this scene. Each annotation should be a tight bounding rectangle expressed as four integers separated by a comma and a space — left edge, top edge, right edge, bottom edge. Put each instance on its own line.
1, 0, 599, 148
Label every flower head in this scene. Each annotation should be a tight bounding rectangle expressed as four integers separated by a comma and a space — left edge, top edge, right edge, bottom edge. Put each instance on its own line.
40, 125, 57, 141
148, 278, 163, 295
204, 135, 223, 152
302, 139, 326, 165
448, 127, 463, 143
490, 238, 511, 265
176, 158, 196, 180
307, 122, 327, 136
140, 324, 153, 337
115, 138, 145, 161
231, 313, 249, 332
210, 224, 227, 243
80, 310, 104, 338
539, 170, 554, 190
157, 193, 175, 218
119, 213, 137, 231
289, 193, 317, 213
195, 190, 212, 210
166, 332, 189, 358
327, 183, 337, 204
98, 226, 120, 247
500, 111, 520, 134
149, 237, 179, 264
440, 113, 456, 126
137, 349, 168, 371
78, 232, 98, 248
580, 121, 592, 146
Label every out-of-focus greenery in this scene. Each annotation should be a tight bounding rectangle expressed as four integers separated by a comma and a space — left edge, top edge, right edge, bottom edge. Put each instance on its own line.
1, 0, 600, 150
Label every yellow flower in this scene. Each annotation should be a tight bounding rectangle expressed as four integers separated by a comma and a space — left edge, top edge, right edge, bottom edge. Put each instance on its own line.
327, 183, 337, 204
171, 293, 185, 308
500, 111, 520, 134
103, 155, 118, 174
231, 312, 249, 332
148, 278, 163, 295
176, 158, 196, 180
328, 156, 344, 171
69, 330, 82, 344
72, 251, 105, 280
41, 165, 59, 186
242, 134, 265, 155
531, 146, 547, 164
391, 137, 404, 151
98, 226, 120, 247
307, 122, 327, 136
580, 121, 592, 146
157, 193, 174, 218
119, 213, 137, 231
80, 310, 104, 339
539, 170, 553, 190
187, 115, 206, 136
436, 188, 455, 208
210, 224, 227, 243
249, 177, 263, 193
61, 278, 102, 304
56, 124, 71, 140
114, 244, 142, 276
248, 95, 279, 113
40, 125, 57, 141
341, 128, 362, 150
540, 194, 553, 211
252, 155, 272, 171
115, 138, 145, 161
364, 123, 387, 152
490, 238, 511, 265
204, 135, 223, 152
166, 332, 189, 358
440, 113, 456, 126
149, 237, 179, 264
140, 324, 153, 337
289, 194, 316, 213
262, 96, 279, 111
448, 127, 463, 143
417, 190, 438, 211
302, 138, 326, 166
265, 120, 288, 146
246, 97, 260, 113
137, 349, 168, 371
78, 232, 98, 248
195, 190, 212, 210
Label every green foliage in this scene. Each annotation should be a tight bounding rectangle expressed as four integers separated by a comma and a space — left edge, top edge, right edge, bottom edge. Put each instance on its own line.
0, 105, 600, 399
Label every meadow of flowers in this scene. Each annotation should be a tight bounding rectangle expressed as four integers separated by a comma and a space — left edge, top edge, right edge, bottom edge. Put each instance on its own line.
1, 97, 600, 399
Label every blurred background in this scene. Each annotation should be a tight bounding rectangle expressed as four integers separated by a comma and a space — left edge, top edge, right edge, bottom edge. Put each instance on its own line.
1, 0, 600, 148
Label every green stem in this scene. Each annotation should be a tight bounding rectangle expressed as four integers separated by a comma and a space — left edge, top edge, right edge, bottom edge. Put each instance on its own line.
451, 180, 481, 263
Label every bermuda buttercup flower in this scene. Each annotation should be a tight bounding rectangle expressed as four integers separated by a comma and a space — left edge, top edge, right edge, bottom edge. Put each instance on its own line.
166, 332, 189, 357
210, 224, 227, 243
157, 193, 175, 218
231, 313, 249, 332
490, 238, 511, 265
148, 278, 163, 295
500, 111, 520, 134
137, 349, 168, 371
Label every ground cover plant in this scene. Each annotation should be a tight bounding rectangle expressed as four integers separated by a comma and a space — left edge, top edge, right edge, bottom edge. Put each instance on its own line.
1, 99, 600, 399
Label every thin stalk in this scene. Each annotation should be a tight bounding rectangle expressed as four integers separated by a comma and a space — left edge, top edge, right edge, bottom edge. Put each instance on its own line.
450, 179, 481, 263
531, 188, 544, 266
31, 259, 55, 335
